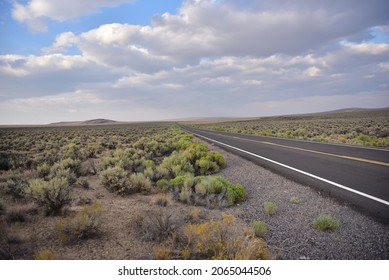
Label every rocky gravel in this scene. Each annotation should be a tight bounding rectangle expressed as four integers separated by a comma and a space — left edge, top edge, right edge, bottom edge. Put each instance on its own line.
204, 141, 389, 259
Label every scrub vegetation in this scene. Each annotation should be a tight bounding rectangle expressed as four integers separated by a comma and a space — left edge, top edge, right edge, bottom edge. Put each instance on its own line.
190, 108, 389, 148
0, 122, 260, 260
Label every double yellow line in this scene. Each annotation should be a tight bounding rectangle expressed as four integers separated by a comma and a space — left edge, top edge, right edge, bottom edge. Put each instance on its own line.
217, 133, 389, 167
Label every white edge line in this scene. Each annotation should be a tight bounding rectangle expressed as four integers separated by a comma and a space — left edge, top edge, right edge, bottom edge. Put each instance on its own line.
186, 129, 389, 207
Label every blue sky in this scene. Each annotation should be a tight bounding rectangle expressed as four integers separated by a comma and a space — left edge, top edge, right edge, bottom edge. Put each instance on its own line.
0, 0, 389, 124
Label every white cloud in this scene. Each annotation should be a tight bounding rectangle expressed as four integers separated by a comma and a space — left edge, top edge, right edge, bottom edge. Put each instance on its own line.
3, 0, 389, 123
12, 0, 133, 32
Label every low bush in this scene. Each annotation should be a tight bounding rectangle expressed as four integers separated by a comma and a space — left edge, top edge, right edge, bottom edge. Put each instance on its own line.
138, 210, 179, 242
0, 171, 28, 199
25, 177, 72, 215
264, 201, 277, 216
195, 176, 246, 206
129, 173, 152, 194
36, 162, 51, 178
154, 246, 172, 260
251, 220, 267, 237
290, 196, 300, 204
48, 164, 77, 185
157, 152, 194, 179
34, 249, 58, 260
156, 179, 169, 192
55, 203, 103, 243
100, 166, 130, 195
313, 214, 340, 231
183, 214, 269, 260
195, 152, 225, 175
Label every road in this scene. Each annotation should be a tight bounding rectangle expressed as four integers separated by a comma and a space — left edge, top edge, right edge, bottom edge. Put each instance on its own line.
180, 125, 389, 221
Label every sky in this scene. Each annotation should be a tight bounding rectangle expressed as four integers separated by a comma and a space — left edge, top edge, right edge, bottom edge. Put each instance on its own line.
0, 0, 389, 124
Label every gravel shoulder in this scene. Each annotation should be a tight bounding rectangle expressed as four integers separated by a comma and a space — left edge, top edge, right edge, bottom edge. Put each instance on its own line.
202, 140, 389, 259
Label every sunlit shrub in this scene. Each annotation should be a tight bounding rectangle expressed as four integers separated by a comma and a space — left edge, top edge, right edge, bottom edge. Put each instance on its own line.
157, 152, 194, 179
100, 166, 130, 195
183, 214, 269, 260
25, 177, 72, 215
37, 162, 51, 178
129, 173, 152, 194
195, 176, 246, 205
48, 165, 77, 185
61, 143, 81, 160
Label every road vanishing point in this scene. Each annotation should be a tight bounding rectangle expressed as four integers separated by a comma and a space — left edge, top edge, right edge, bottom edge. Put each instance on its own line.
180, 125, 389, 222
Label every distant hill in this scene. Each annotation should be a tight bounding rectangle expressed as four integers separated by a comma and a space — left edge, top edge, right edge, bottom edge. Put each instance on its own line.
48, 119, 119, 126
82, 119, 118, 124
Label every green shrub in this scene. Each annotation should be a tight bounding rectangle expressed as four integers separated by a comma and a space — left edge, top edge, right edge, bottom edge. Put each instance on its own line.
264, 201, 277, 216
61, 143, 81, 160
37, 162, 51, 178
169, 175, 187, 191
156, 179, 170, 192
183, 143, 209, 163
251, 220, 267, 237
25, 177, 72, 215
129, 173, 152, 194
196, 157, 219, 175
48, 163, 77, 184
100, 166, 130, 195
313, 214, 340, 231
56, 203, 103, 243
157, 152, 194, 179
0, 171, 28, 199
196, 176, 246, 205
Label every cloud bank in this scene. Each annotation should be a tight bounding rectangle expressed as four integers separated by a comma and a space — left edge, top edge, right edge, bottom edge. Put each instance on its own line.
2, 0, 389, 123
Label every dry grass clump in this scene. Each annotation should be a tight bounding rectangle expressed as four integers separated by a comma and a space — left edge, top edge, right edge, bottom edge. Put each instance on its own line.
251, 220, 267, 237
264, 201, 277, 216
152, 193, 172, 207
153, 245, 172, 260
34, 249, 59, 260
55, 203, 103, 243
290, 196, 300, 204
182, 214, 269, 260
137, 209, 181, 242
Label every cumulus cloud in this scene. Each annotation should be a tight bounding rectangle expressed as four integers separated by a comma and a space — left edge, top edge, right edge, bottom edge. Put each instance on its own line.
12, 0, 133, 32
2, 0, 389, 123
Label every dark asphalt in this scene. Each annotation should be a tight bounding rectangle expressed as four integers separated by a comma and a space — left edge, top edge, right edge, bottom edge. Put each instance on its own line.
180, 125, 389, 221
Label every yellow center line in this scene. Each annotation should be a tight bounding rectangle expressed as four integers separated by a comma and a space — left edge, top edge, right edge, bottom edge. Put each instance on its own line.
211, 132, 389, 167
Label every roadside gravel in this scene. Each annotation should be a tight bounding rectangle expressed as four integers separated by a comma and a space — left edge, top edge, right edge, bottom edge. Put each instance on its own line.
203, 141, 389, 259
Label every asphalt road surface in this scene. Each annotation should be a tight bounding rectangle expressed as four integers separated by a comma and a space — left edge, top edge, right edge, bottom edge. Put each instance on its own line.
180, 125, 389, 222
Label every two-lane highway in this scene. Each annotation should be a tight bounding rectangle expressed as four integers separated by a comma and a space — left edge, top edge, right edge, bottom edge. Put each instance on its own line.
180, 125, 389, 221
